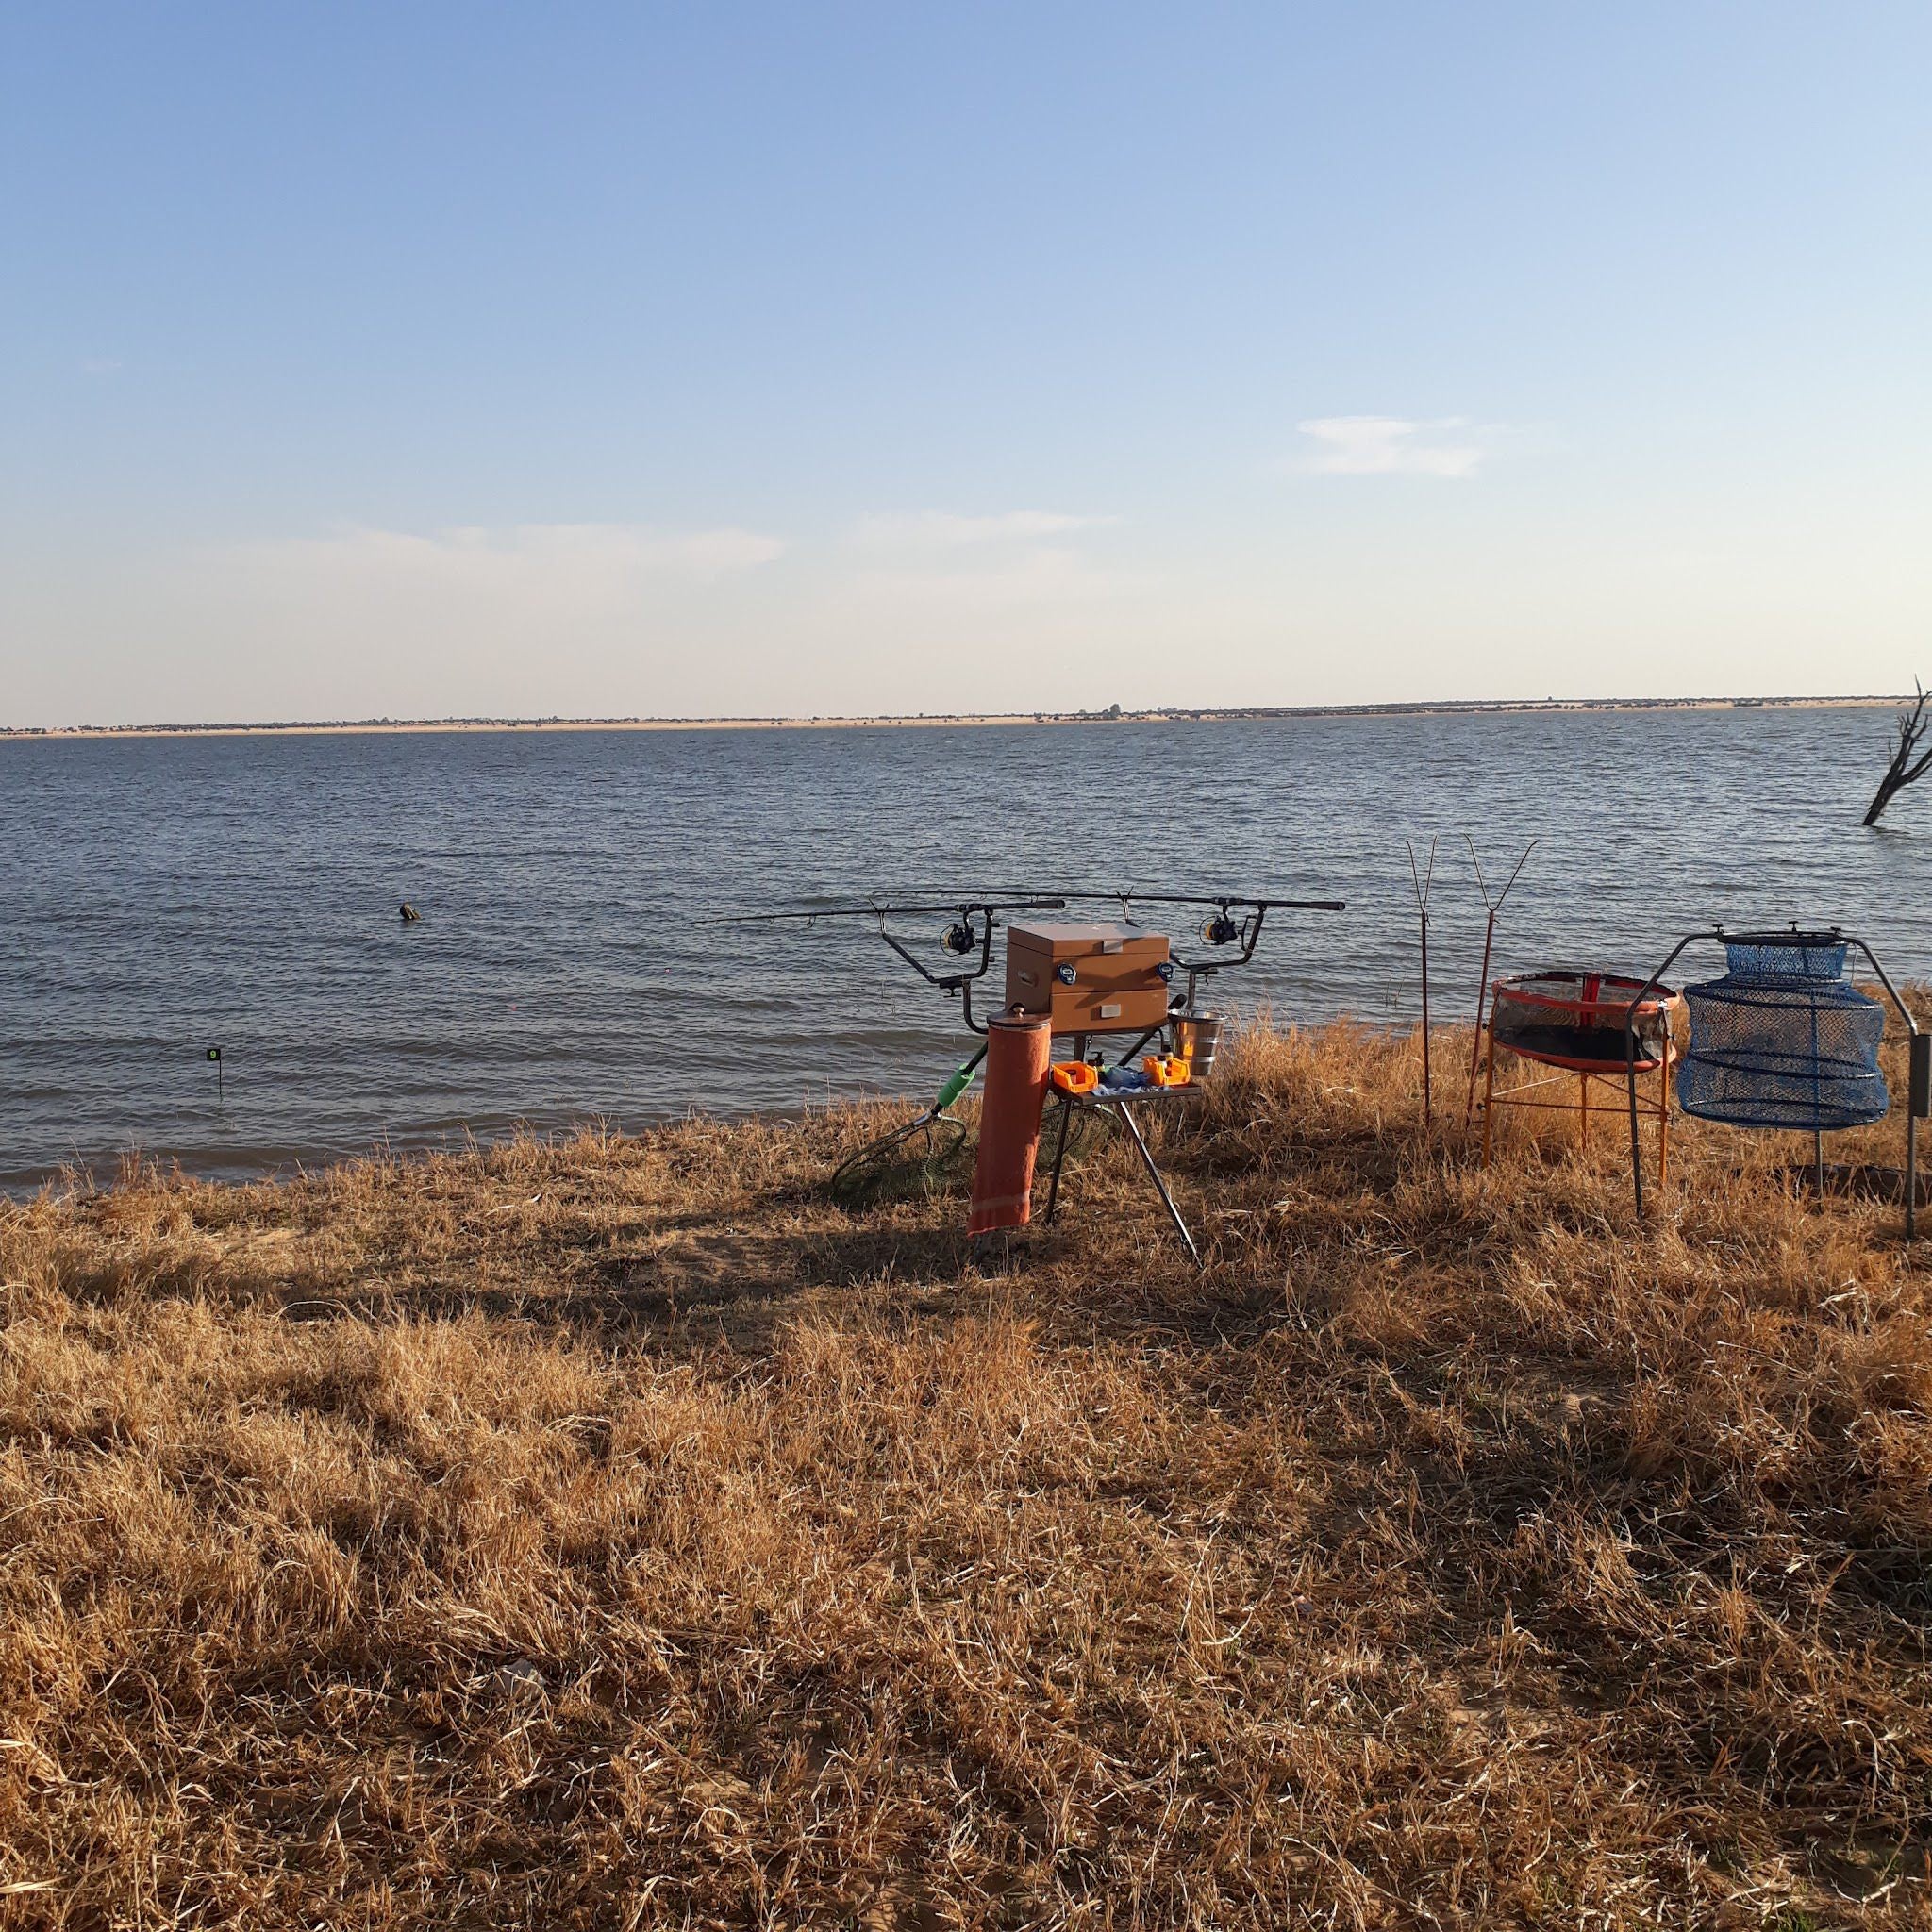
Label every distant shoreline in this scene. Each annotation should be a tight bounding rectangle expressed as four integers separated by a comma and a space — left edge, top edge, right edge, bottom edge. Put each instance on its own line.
0, 693, 1907, 741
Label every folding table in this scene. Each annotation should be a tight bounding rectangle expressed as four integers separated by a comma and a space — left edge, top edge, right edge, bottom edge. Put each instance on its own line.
1041, 1081, 1206, 1268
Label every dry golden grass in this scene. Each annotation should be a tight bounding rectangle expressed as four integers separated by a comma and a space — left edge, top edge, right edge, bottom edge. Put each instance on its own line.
3, 1019, 1931, 1929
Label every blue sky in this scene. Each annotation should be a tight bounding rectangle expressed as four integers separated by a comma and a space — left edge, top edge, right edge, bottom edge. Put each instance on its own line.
5, 3, 1929, 724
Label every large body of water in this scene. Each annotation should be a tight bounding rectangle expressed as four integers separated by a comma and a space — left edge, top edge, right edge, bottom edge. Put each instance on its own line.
3, 708, 1927, 1189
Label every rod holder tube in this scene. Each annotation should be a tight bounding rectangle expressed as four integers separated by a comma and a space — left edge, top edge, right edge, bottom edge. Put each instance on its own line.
968, 1012, 1053, 1238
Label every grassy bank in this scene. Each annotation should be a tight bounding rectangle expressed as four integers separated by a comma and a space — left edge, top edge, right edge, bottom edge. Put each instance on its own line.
3, 1021, 1930, 1928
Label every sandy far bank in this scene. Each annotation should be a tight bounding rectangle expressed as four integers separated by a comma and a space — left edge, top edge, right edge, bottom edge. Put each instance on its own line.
0, 693, 1910, 741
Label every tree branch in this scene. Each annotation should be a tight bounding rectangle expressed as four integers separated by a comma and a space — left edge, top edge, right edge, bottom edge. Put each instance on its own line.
1863, 682, 1932, 825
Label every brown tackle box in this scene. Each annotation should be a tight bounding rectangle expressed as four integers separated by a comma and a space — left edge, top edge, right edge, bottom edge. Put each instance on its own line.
1005, 923, 1173, 1035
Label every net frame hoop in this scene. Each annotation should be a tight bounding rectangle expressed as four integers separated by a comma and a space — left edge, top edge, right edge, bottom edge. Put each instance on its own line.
1491, 972, 1677, 1023
1489, 972, 1681, 1076
1723, 927, 1851, 953
1684, 978, 1876, 1011
1682, 1042, 1883, 1078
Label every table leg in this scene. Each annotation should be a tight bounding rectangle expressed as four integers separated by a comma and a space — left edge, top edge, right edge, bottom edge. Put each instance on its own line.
1043, 1093, 1074, 1224
1116, 1104, 1202, 1269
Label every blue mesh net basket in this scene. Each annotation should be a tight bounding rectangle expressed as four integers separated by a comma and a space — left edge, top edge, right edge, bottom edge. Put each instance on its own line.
1720, 939, 1848, 981
1677, 933, 1888, 1131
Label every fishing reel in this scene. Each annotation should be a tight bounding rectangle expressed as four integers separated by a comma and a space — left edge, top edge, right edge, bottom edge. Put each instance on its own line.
940, 917, 979, 956
1200, 908, 1243, 947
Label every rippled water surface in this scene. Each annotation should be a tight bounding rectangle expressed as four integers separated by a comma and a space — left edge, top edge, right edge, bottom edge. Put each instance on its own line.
4, 709, 1928, 1187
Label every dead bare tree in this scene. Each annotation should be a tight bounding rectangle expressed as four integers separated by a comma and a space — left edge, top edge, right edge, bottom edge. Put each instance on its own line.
1864, 684, 1932, 825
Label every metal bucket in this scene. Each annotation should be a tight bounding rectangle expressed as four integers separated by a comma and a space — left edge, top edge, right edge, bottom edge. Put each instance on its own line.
1169, 1010, 1223, 1079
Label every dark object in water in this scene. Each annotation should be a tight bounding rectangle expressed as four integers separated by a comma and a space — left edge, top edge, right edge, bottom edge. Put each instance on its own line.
399, 903, 421, 923
1863, 683, 1932, 825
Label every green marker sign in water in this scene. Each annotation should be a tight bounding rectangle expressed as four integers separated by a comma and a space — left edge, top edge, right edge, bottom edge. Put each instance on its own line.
207, 1045, 223, 1103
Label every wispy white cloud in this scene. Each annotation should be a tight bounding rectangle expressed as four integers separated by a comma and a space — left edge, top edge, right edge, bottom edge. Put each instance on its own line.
850, 509, 1115, 549
191, 519, 785, 636
1294, 416, 1491, 479
847, 545, 1141, 612
245, 521, 788, 585
840, 507, 1138, 618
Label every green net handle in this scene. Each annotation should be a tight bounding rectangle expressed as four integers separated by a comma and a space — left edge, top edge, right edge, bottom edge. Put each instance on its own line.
935, 1057, 981, 1111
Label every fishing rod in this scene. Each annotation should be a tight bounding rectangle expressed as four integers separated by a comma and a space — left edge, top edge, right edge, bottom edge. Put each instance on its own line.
709, 897, 1068, 927
708, 896, 1070, 1029
711, 889, 1344, 1008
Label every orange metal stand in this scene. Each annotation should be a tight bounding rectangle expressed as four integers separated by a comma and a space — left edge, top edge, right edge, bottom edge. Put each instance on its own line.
1477, 987, 1676, 1183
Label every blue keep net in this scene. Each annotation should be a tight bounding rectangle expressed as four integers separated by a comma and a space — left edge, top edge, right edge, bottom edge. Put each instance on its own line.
1678, 937, 1888, 1131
